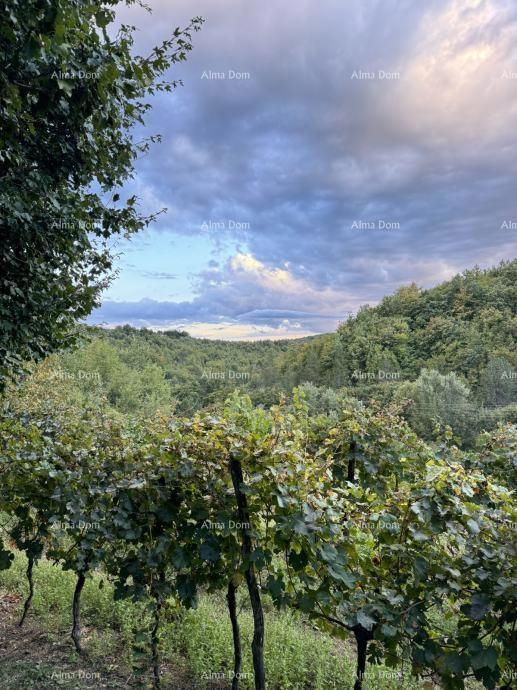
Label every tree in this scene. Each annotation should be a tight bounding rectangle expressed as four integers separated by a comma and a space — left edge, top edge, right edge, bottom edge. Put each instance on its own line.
294, 382, 344, 417
395, 369, 478, 444
478, 357, 516, 408
0, 0, 203, 389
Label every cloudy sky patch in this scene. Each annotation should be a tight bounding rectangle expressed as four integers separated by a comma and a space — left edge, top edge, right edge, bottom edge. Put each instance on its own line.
89, 0, 517, 339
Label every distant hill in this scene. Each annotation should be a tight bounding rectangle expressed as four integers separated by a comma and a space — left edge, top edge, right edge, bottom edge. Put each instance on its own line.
47, 324, 294, 415
23, 260, 516, 422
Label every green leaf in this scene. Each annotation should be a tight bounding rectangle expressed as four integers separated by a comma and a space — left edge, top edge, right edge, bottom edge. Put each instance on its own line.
443, 652, 467, 674
328, 563, 355, 588
319, 543, 338, 562
200, 541, 220, 562
171, 548, 187, 568
471, 646, 497, 671
357, 610, 376, 630
414, 556, 428, 577
381, 623, 397, 637
469, 593, 490, 620
466, 518, 480, 535
56, 79, 73, 95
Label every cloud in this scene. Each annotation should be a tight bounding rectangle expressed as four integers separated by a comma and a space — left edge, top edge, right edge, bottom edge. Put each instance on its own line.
236, 309, 338, 322
138, 271, 177, 280
90, 252, 354, 335
90, 0, 517, 337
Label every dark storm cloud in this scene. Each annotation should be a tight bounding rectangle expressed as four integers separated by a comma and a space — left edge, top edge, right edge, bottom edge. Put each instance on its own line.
93, 0, 517, 334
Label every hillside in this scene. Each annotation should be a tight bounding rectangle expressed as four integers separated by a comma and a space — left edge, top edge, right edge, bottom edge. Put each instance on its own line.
47, 326, 294, 415
16, 260, 516, 445
279, 260, 517, 390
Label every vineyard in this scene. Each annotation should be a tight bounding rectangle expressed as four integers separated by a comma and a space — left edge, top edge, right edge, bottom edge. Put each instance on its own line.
1, 390, 515, 690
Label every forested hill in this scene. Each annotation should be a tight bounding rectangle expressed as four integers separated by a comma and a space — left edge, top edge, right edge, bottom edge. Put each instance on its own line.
279, 259, 517, 390
23, 261, 516, 436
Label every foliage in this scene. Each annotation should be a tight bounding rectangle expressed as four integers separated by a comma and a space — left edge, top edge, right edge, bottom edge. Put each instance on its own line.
278, 261, 516, 424
0, 552, 426, 690
0, 0, 202, 388
394, 369, 476, 442
12, 326, 293, 416
12, 261, 515, 447
477, 357, 516, 408
468, 423, 517, 489
0, 394, 515, 689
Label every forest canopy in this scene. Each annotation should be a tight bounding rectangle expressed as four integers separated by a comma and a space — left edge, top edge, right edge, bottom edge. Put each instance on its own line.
18, 260, 516, 447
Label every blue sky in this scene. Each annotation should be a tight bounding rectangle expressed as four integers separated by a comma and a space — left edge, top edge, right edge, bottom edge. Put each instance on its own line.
89, 0, 517, 339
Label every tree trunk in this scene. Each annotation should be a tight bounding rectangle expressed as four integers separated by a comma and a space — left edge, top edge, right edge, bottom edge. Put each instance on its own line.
71, 569, 86, 654
151, 597, 162, 689
353, 625, 372, 690
227, 579, 242, 690
18, 554, 34, 627
229, 458, 266, 690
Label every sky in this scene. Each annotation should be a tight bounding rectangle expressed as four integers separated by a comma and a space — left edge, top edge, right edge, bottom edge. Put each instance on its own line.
88, 0, 517, 340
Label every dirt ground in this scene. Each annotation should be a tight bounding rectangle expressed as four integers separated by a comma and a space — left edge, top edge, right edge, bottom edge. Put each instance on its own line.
0, 591, 210, 690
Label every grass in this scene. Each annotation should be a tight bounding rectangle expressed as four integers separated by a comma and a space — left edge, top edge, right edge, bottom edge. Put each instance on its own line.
0, 551, 427, 689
